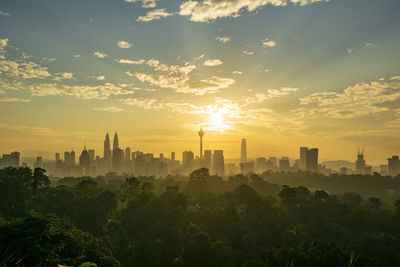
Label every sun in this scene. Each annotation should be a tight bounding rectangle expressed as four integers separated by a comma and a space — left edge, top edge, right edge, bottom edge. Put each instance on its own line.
209, 111, 231, 132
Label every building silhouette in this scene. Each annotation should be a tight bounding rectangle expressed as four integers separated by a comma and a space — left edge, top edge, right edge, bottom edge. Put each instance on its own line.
104, 132, 112, 171
388, 156, 400, 177
279, 157, 290, 171
198, 122, 204, 160
306, 148, 318, 172
182, 151, 194, 171
79, 146, 90, 175
113, 132, 119, 151
203, 150, 212, 171
356, 151, 367, 174
213, 150, 225, 176
0, 152, 20, 168
241, 138, 247, 163
171, 152, 176, 161
299, 147, 308, 170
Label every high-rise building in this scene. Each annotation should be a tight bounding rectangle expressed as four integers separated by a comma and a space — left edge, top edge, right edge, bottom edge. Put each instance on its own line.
64, 151, 76, 167
203, 150, 212, 171
55, 153, 60, 162
34, 157, 43, 168
125, 147, 131, 161
300, 147, 308, 170
112, 148, 124, 173
388, 156, 400, 177
279, 157, 290, 171
0, 152, 20, 168
356, 152, 366, 174
241, 138, 247, 163
113, 132, 119, 151
171, 152, 176, 161
159, 153, 164, 159
256, 157, 267, 173
198, 122, 204, 160
306, 148, 318, 172
213, 150, 225, 176
104, 132, 112, 170
88, 149, 95, 163
79, 146, 90, 175
182, 151, 194, 169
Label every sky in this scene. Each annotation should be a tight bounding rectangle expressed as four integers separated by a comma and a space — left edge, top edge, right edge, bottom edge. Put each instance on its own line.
0, 0, 399, 164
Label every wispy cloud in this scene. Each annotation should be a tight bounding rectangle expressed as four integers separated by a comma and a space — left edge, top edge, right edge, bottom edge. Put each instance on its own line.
124, 0, 159, 8
262, 38, 276, 48
92, 51, 108, 58
117, 41, 132, 49
243, 50, 254, 55
93, 106, 123, 112
0, 97, 31, 103
0, 11, 10, 16
117, 59, 145, 65
137, 9, 173, 22
0, 60, 51, 79
215, 36, 231, 43
204, 59, 223, 66
54, 72, 74, 81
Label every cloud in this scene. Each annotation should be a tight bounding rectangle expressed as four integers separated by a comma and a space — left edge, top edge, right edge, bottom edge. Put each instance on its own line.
117, 41, 132, 49
126, 59, 234, 95
0, 11, 10, 16
95, 75, 105, 80
346, 48, 353, 54
204, 59, 223, 66
0, 97, 31, 103
124, 0, 159, 8
0, 38, 9, 49
54, 72, 74, 81
233, 71, 243, 75
243, 50, 254, 55
298, 77, 400, 118
0, 60, 51, 79
262, 38, 276, 48
244, 87, 298, 105
92, 51, 108, 58
73, 54, 81, 58
364, 42, 376, 48
117, 58, 145, 65
262, 69, 272, 73
137, 8, 173, 22
215, 36, 231, 43
179, 0, 287, 22
93, 106, 123, 112
42, 57, 56, 62
29, 82, 137, 100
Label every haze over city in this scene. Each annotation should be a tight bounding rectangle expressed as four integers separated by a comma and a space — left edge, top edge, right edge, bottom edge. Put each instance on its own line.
0, 0, 399, 165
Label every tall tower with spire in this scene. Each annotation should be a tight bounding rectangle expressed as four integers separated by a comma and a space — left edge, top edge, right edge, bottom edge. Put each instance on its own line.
113, 132, 119, 151
198, 121, 204, 160
104, 132, 111, 171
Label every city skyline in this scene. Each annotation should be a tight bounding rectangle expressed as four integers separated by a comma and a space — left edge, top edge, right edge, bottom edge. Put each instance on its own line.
0, 0, 400, 165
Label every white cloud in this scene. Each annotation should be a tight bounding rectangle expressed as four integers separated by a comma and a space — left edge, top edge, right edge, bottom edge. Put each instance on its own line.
0, 97, 30, 103
346, 48, 353, 54
179, 0, 288, 22
73, 54, 81, 58
117, 59, 145, 65
215, 36, 231, 43
244, 87, 298, 105
0, 11, 10, 16
29, 82, 136, 100
364, 42, 376, 48
126, 59, 234, 95
233, 71, 243, 75
124, 0, 159, 8
93, 106, 123, 112
42, 57, 56, 62
298, 77, 400, 118
243, 50, 254, 55
262, 69, 272, 73
137, 9, 173, 22
118, 41, 132, 49
262, 38, 276, 48
0, 60, 51, 79
204, 59, 223, 66
95, 75, 105, 80
0, 38, 9, 49
54, 72, 74, 81
92, 51, 108, 58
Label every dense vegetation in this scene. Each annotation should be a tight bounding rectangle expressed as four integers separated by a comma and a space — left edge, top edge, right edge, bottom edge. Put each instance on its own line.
0, 167, 400, 266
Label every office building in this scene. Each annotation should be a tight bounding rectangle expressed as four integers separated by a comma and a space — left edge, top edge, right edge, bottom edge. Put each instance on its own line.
241, 138, 247, 162
213, 150, 225, 176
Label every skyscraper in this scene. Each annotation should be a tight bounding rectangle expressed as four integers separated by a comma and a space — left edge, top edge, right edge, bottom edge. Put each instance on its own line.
203, 150, 212, 171
79, 146, 90, 175
213, 150, 225, 176
113, 132, 119, 151
356, 151, 366, 174
198, 122, 204, 160
388, 156, 400, 177
241, 138, 247, 162
125, 147, 131, 161
300, 147, 308, 170
104, 132, 111, 170
171, 152, 176, 161
306, 148, 318, 172
182, 151, 194, 169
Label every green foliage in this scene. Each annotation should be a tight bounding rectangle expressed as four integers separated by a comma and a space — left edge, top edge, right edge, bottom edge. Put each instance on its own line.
1, 167, 400, 266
